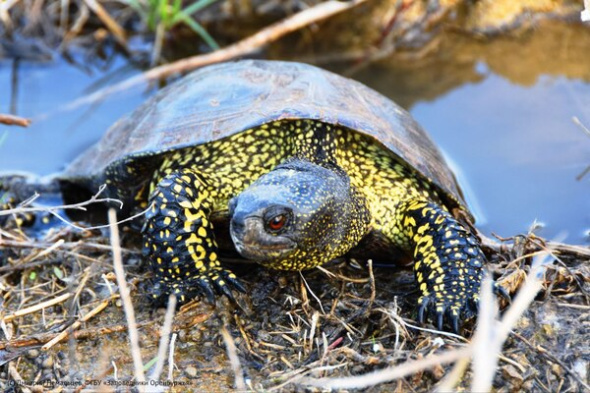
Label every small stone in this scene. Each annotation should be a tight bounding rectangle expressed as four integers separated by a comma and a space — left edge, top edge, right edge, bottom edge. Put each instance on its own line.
185, 365, 197, 377
431, 364, 445, 379
551, 364, 563, 376
502, 364, 524, 382
26, 349, 40, 359
41, 355, 54, 369
573, 359, 588, 382
278, 276, 288, 288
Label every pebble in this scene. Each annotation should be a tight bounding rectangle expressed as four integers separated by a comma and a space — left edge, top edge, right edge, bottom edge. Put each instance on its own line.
185, 365, 197, 377
41, 356, 54, 369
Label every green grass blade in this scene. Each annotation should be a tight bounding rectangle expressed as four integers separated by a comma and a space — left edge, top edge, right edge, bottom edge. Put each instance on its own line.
147, 0, 159, 30
172, 0, 182, 15
176, 13, 220, 50
122, 0, 143, 13
172, 0, 218, 23
159, 0, 170, 28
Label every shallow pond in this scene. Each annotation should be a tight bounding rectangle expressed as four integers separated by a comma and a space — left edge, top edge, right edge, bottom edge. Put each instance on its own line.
1, 20, 589, 244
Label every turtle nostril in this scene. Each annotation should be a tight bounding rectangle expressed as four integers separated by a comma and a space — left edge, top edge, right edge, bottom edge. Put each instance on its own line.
230, 217, 246, 238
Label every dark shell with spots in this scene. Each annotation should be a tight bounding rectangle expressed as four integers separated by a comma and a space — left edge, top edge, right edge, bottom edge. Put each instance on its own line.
62, 60, 469, 216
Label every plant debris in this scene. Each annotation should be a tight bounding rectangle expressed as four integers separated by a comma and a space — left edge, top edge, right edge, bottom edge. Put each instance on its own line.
0, 199, 588, 391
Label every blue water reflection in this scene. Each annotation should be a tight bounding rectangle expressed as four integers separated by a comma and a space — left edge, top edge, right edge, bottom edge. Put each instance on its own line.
1, 42, 588, 244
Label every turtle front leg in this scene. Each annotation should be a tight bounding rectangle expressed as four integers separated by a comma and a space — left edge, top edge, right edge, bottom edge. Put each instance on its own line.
395, 199, 493, 332
142, 168, 245, 303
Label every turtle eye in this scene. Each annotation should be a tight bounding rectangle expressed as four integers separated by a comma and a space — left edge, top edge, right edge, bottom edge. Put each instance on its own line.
267, 214, 287, 232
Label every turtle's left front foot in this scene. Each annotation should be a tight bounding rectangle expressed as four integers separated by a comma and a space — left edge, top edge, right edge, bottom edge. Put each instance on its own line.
417, 284, 479, 334
399, 200, 490, 333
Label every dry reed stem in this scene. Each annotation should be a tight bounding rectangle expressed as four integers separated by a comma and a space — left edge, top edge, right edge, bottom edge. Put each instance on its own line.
2, 293, 72, 323
0, 184, 121, 217
149, 294, 177, 382
0, 322, 154, 350
8, 362, 32, 393
299, 346, 472, 389
108, 208, 146, 384
82, 0, 127, 47
316, 265, 369, 283
297, 249, 555, 391
25, 239, 64, 264
366, 259, 376, 312
470, 253, 549, 392
0, 0, 22, 30
480, 232, 590, 258
0, 113, 31, 127
0, 238, 132, 253
64, 3, 90, 42
167, 332, 177, 381
60, 0, 70, 31
61, 0, 369, 112
470, 277, 499, 392
573, 116, 590, 137
41, 294, 117, 350
300, 272, 326, 315
221, 325, 246, 391
0, 183, 151, 233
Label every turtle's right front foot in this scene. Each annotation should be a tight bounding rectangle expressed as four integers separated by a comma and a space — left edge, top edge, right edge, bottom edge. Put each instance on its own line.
150, 265, 246, 304
142, 168, 246, 304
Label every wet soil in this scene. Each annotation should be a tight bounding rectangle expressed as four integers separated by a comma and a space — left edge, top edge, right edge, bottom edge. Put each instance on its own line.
1, 1, 589, 391
0, 223, 588, 392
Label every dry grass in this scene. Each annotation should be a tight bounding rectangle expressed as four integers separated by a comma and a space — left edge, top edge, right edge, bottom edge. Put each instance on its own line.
1, 1, 589, 391
0, 190, 589, 391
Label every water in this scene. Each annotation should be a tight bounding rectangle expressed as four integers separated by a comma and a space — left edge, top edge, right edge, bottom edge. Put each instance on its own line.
1, 21, 589, 244
352, 21, 590, 245
412, 75, 590, 243
0, 57, 146, 174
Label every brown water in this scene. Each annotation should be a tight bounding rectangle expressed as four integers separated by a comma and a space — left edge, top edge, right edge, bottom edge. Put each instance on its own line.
1, 20, 589, 244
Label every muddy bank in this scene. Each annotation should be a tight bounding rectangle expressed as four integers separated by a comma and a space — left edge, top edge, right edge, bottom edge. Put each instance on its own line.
0, 218, 588, 391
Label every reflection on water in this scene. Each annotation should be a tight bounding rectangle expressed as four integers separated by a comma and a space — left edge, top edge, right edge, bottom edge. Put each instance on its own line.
0, 57, 145, 175
352, 20, 590, 244
0, 20, 589, 243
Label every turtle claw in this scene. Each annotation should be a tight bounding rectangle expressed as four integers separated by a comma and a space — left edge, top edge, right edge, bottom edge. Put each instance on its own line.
195, 267, 245, 304
226, 273, 247, 294
450, 313, 460, 334
436, 311, 444, 332
417, 297, 430, 325
417, 282, 510, 333
494, 283, 511, 304
150, 267, 245, 305
417, 294, 473, 333
197, 277, 217, 304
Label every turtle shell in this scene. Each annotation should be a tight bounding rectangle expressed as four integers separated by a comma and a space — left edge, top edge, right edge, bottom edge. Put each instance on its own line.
62, 60, 469, 217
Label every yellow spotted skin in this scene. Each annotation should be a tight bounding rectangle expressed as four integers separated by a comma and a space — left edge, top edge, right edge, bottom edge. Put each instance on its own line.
121, 120, 486, 330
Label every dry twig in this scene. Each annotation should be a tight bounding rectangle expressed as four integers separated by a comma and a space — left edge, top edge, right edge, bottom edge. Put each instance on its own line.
62, 0, 369, 112
0, 184, 121, 217
2, 293, 72, 323
221, 325, 246, 391
108, 208, 146, 384
82, 0, 127, 47
0, 113, 31, 127
41, 294, 118, 350
0, 322, 154, 350
470, 253, 550, 392
298, 347, 472, 389
149, 294, 177, 381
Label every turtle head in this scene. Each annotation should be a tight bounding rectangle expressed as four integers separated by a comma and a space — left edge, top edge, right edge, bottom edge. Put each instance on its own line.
229, 159, 368, 270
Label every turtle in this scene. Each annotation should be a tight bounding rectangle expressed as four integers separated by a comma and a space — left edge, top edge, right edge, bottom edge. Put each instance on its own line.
59, 60, 503, 332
